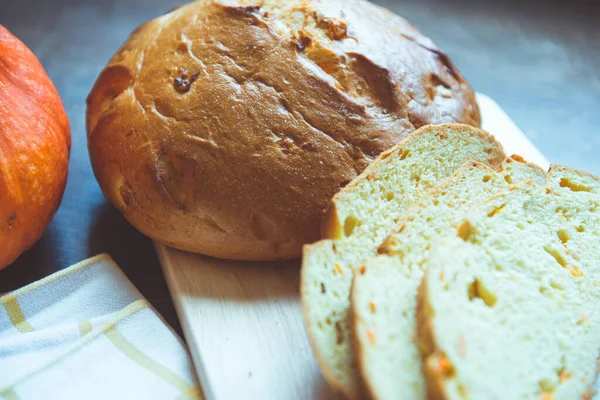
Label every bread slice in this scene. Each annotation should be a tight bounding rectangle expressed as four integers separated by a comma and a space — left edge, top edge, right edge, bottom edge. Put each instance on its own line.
418, 176, 600, 400
301, 124, 504, 397
351, 158, 546, 400
547, 164, 600, 194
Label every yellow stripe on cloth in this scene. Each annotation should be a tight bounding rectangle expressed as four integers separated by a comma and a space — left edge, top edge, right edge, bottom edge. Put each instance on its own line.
176, 387, 203, 400
0, 300, 148, 395
1, 387, 20, 400
78, 320, 93, 336
0, 254, 114, 334
105, 326, 201, 399
2, 293, 34, 333
0, 254, 112, 303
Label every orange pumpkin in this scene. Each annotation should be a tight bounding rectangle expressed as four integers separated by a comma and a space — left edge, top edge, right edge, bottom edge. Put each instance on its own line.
0, 25, 71, 270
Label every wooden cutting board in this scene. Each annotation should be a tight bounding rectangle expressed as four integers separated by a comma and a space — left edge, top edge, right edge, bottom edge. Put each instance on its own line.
155, 93, 550, 400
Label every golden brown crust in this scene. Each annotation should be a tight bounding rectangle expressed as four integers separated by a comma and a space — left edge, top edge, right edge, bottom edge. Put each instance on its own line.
504, 154, 548, 174
87, 0, 481, 260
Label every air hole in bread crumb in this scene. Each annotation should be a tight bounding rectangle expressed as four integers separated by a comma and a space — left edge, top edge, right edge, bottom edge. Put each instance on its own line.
576, 225, 585, 233
326, 317, 332, 326
568, 266, 584, 278
385, 192, 395, 201
538, 379, 556, 394
487, 204, 506, 217
399, 149, 411, 160
433, 199, 440, 206
538, 392, 553, 400
369, 302, 376, 313
558, 367, 572, 383
334, 263, 343, 275
359, 266, 366, 275
321, 283, 326, 294
504, 174, 513, 184
483, 175, 491, 183
544, 246, 568, 268
335, 322, 344, 345
467, 279, 497, 307
559, 178, 592, 192
539, 286, 550, 296
412, 174, 421, 183
557, 229, 570, 244
457, 220, 472, 241
343, 215, 359, 237
550, 280, 565, 290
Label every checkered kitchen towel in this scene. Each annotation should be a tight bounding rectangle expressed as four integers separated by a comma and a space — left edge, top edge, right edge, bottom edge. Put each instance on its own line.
0, 254, 202, 400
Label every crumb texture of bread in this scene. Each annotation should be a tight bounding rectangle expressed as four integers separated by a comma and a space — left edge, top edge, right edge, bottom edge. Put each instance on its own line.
351, 157, 545, 400
86, 0, 481, 260
301, 124, 504, 397
418, 174, 600, 400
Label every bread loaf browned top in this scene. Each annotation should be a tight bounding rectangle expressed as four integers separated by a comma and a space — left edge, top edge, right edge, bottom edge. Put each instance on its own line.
87, 0, 480, 260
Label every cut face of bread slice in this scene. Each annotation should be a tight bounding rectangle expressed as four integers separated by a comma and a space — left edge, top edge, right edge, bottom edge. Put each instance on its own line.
418, 178, 600, 400
351, 158, 546, 400
548, 164, 600, 194
301, 124, 504, 397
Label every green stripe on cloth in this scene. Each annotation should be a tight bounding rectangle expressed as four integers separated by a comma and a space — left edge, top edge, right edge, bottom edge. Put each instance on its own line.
105, 326, 202, 399
2, 293, 34, 333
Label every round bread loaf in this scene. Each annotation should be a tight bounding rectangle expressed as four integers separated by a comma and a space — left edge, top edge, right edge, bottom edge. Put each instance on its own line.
87, 0, 481, 260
